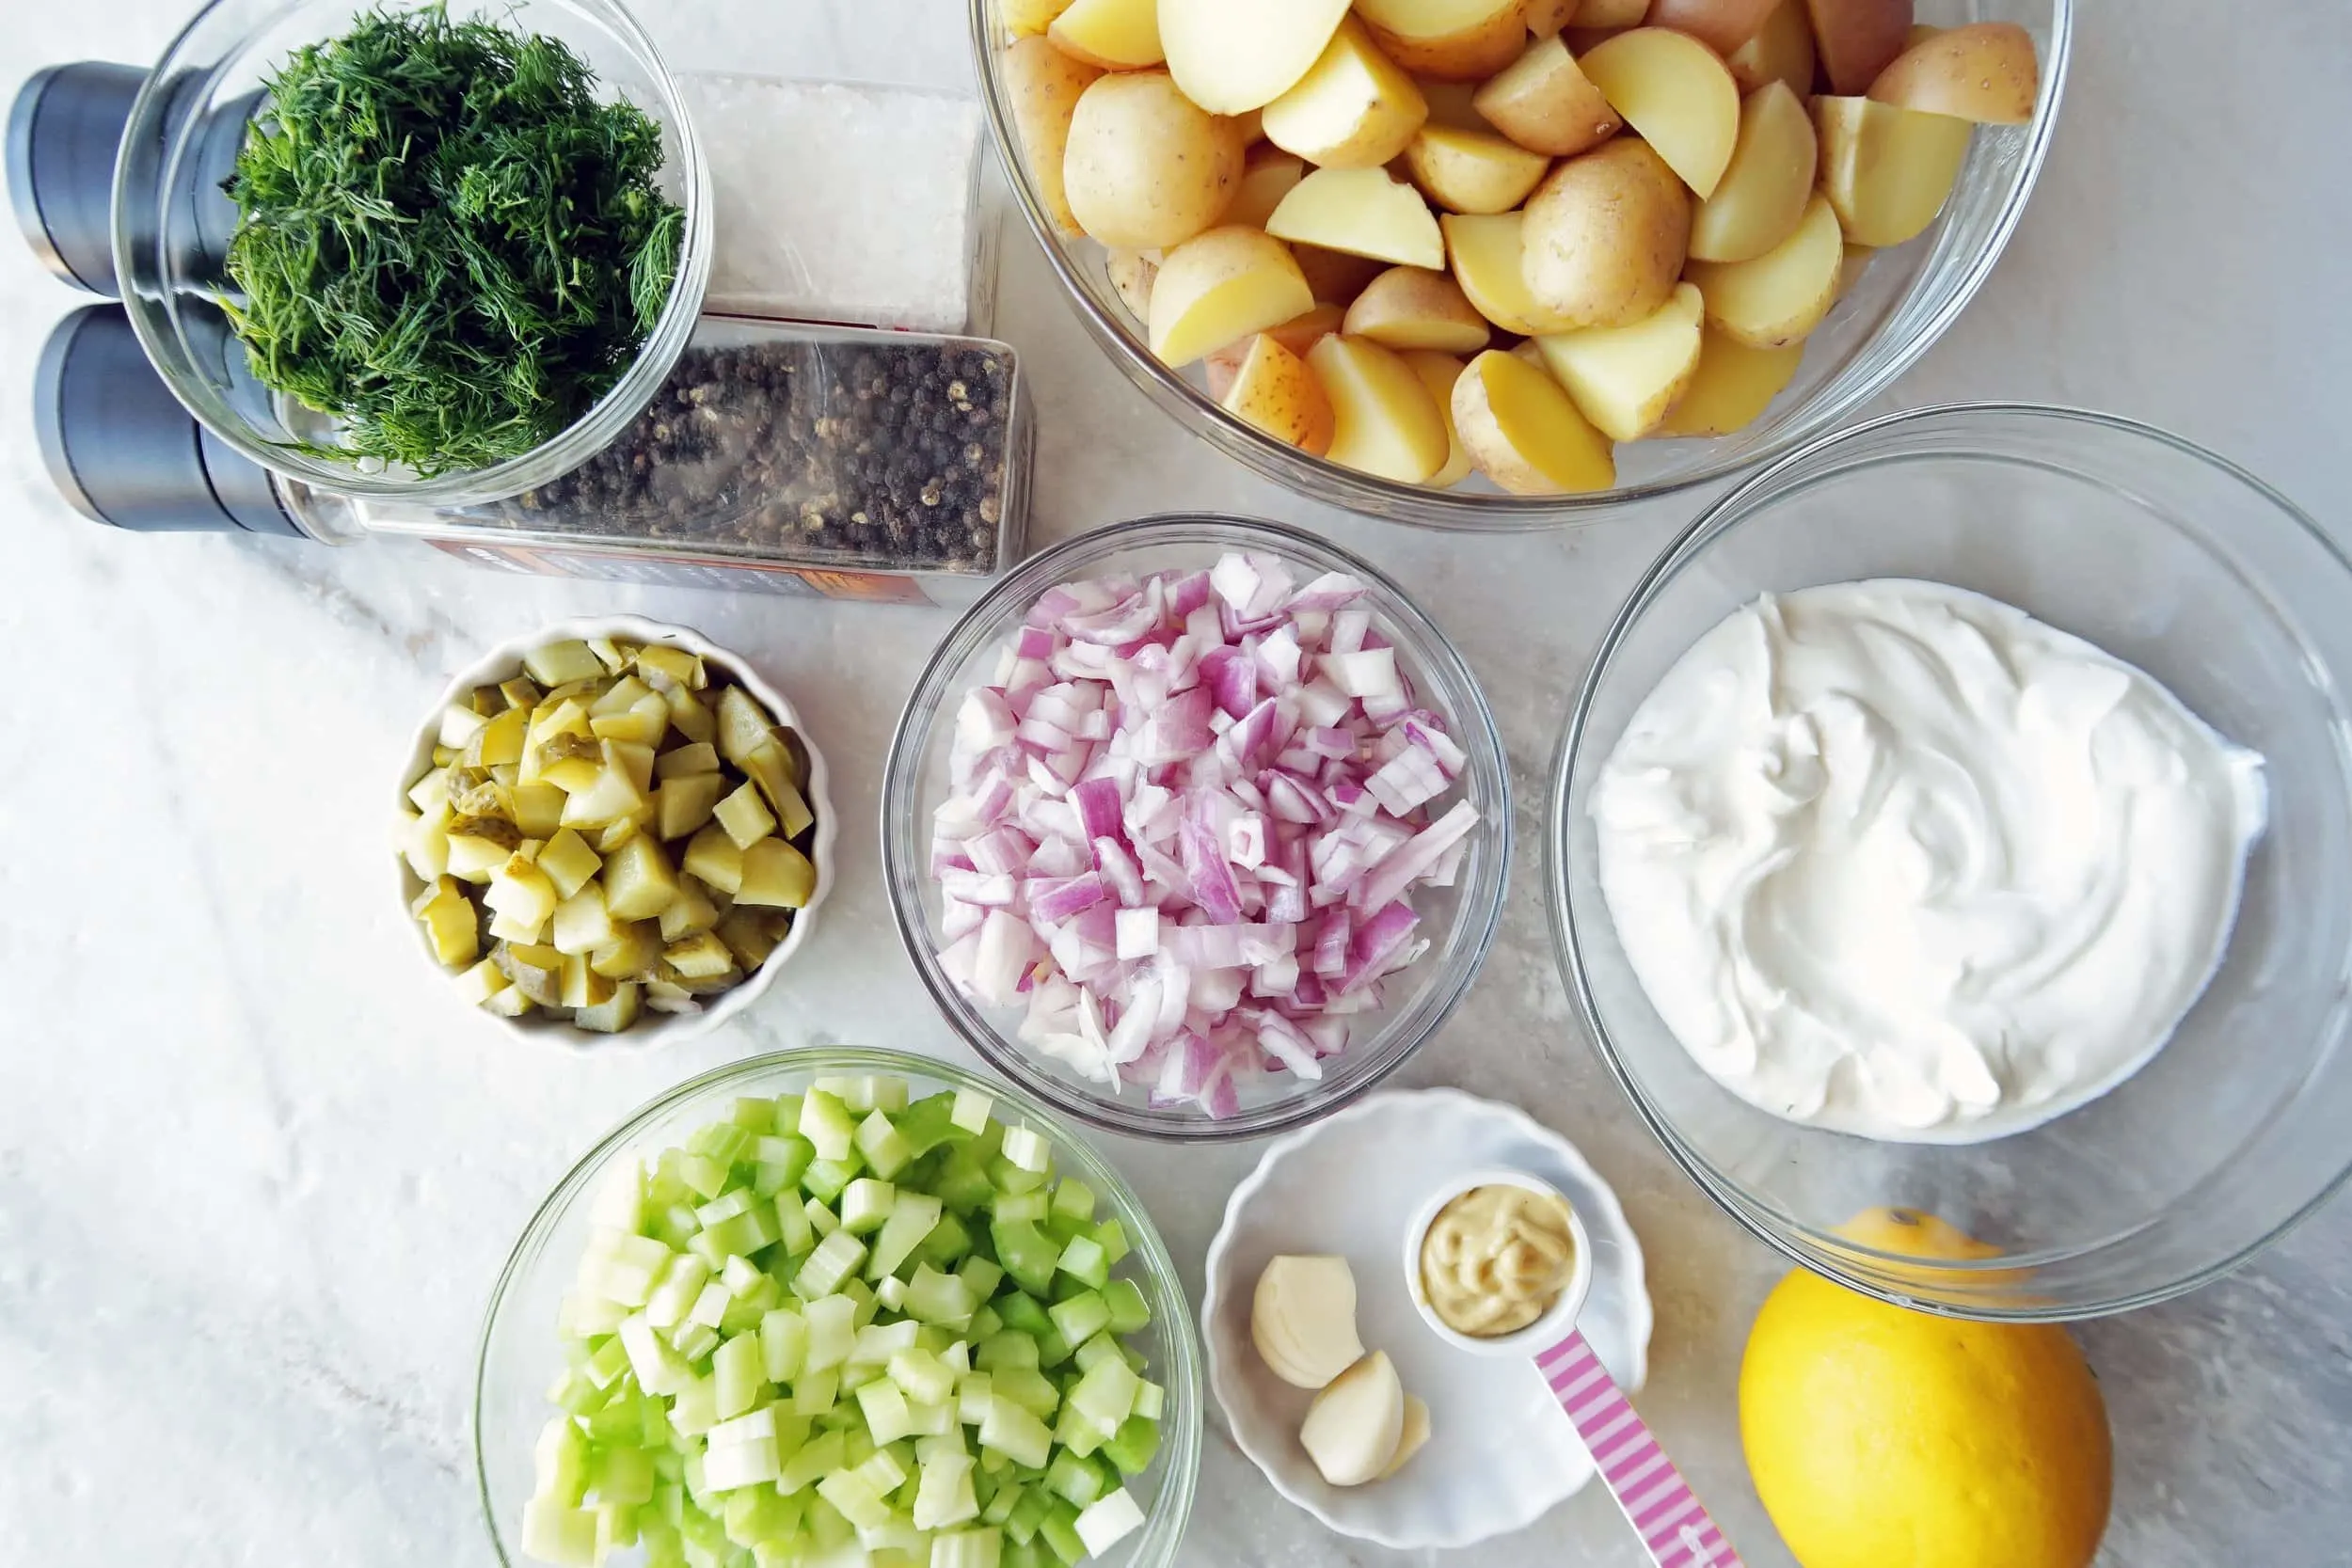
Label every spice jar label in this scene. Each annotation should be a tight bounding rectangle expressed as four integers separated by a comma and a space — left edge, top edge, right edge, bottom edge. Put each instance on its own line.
429, 538, 936, 605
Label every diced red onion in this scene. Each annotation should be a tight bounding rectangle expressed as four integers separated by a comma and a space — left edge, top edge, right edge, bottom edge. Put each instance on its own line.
932, 552, 1481, 1117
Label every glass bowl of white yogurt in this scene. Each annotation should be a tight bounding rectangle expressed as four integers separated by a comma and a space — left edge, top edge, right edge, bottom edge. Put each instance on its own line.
1549, 403, 2352, 1320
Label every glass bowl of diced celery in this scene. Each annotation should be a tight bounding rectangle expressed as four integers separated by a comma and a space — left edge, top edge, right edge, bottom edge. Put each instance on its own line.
475, 1048, 1201, 1568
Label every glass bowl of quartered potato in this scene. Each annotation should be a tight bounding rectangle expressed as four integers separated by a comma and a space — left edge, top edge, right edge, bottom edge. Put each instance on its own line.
973, 0, 2069, 528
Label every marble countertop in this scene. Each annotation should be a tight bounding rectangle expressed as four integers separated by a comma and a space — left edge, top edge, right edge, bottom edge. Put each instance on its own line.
6, 1, 2350, 1563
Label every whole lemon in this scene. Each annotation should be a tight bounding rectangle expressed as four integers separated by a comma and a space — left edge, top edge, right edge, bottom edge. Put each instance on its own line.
1740, 1213, 2112, 1568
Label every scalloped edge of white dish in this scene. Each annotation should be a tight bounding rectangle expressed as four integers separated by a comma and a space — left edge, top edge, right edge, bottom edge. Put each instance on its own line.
1201, 1086, 1652, 1549
392, 616, 836, 1051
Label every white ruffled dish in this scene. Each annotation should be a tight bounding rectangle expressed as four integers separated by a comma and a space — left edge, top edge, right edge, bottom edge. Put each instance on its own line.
1201, 1087, 1652, 1549
393, 616, 835, 1051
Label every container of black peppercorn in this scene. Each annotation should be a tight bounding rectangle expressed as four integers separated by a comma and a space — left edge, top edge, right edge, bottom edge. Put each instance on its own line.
348, 315, 1032, 606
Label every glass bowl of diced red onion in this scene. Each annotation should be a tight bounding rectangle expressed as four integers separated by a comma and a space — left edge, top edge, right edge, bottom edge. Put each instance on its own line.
882, 514, 1511, 1141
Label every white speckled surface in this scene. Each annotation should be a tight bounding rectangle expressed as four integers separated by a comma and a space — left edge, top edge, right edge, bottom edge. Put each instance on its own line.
4, 2, 2350, 1564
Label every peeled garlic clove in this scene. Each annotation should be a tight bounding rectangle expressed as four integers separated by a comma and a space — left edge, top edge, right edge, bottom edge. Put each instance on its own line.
1251, 1255, 1364, 1390
1301, 1350, 1406, 1487
1379, 1394, 1431, 1479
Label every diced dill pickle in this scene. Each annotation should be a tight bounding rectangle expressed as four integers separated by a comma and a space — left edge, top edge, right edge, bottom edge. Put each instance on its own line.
717, 908, 791, 971
667, 686, 716, 745
538, 829, 604, 900
592, 693, 670, 747
713, 782, 777, 850
432, 744, 461, 767
510, 784, 567, 839
483, 984, 534, 1019
657, 742, 721, 781
592, 676, 655, 717
467, 705, 529, 768
591, 921, 663, 980
716, 687, 777, 765
406, 768, 450, 816
660, 877, 722, 942
664, 931, 737, 980
419, 885, 481, 968
403, 812, 451, 882
486, 764, 519, 787
451, 777, 513, 820
588, 638, 634, 674
486, 854, 561, 933
561, 952, 616, 1009
440, 704, 489, 749
658, 775, 725, 843
561, 753, 647, 829
596, 816, 645, 853
446, 816, 524, 881
412, 872, 464, 919
737, 840, 817, 910
683, 826, 744, 895
452, 956, 510, 1007
524, 641, 608, 687
468, 686, 502, 717
605, 834, 682, 922
498, 676, 543, 711
743, 742, 816, 839
552, 883, 617, 956
636, 645, 707, 689
644, 978, 701, 1014
575, 980, 642, 1033
611, 740, 658, 795
496, 942, 565, 1006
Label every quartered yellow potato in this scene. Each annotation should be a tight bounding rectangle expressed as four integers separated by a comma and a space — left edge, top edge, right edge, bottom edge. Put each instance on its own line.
1265, 166, 1446, 269
1147, 226, 1317, 365
1342, 264, 1493, 354
1690, 81, 1819, 263
1471, 35, 1621, 158
1308, 333, 1454, 482
1534, 281, 1706, 440
1003, 36, 1104, 238
400, 639, 819, 1034
1687, 190, 1845, 347
1354, 0, 1529, 80
1813, 95, 1972, 247
1403, 125, 1550, 215
1218, 333, 1339, 454
1261, 16, 1429, 169
1726, 0, 1816, 94
1577, 28, 1742, 199
1867, 22, 2039, 125
1451, 347, 1617, 494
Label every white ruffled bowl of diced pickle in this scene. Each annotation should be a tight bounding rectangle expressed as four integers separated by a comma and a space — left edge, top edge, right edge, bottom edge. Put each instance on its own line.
394, 617, 835, 1047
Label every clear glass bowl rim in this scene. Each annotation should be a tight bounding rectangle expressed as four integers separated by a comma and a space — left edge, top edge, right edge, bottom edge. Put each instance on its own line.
114, 0, 714, 508
881, 513, 1514, 1144
1546, 399, 2352, 1320
966, 0, 2074, 532
471, 1045, 1206, 1566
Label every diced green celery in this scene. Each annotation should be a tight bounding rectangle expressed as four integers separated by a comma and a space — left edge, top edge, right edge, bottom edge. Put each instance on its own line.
990, 1366, 1061, 1421
651, 1205, 701, 1251
804, 1196, 839, 1238
844, 1276, 881, 1329
991, 1222, 1061, 1298
720, 1484, 792, 1548
760, 1308, 809, 1383
704, 1203, 782, 1259
978, 1396, 1055, 1470
791, 1367, 840, 1418
688, 1280, 733, 1330
867, 1192, 946, 1281
1102, 1415, 1161, 1477
547, 1367, 608, 1418
596, 1498, 640, 1557
773, 1196, 815, 1258
918, 1211, 978, 1271
1051, 1399, 1104, 1460
903, 1264, 979, 1327
810, 1075, 877, 1115
998, 1126, 1052, 1174
854, 1445, 909, 1495
914, 1451, 982, 1531
991, 1189, 1050, 1227
689, 1120, 754, 1166
587, 1392, 646, 1446
1071, 1334, 1124, 1376
851, 1320, 921, 1367
535, 1416, 592, 1504
803, 1294, 856, 1372
942, 1342, 974, 1380
1039, 1501, 1087, 1566
583, 1335, 631, 1390
722, 1279, 780, 1338
1054, 1236, 1110, 1291
727, 1097, 776, 1133
621, 1313, 694, 1395
982, 1479, 1024, 1528
560, 1291, 630, 1341
908, 1397, 956, 1438
777, 1427, 846, 1494
1100, 1278, 1151, 1337
976, 1331, 1040, 1373
895, 1094, 967, 1158
721, 1255, 767, 1297
854, 1110, 916, 1180
587, 1229, 675, 1307
701, 1435, 779, 1491
991, 1157, 1049, 1196
802, 1156, 862, 1205
799, 1090, 858, 1163
1006, 1486, 1051, 1546
795, 1228, 867, 1299
1046, 1292, 1109, 1349
1133, 1381, 1165, 1423
671, 1375, 720, 1436
750, 1132, 815, 1192
875, 1275, 910, 1313
1091, 1218, 1130, 1268
1042, 1449, 1106, 1509
856, 1377, 917, 1446
521, 1496, 599, 1567
933, 1525, 1004, 1568
950, 1089, 995, 1134
686, 1231, 728, 1272
992, 1290, 1052, 1337
696, 1189, 757, 1228
712, 1333, 768, 1419
593, 1156, 648, 1232
1067, 1357, 1140, 1437
772, 1093, 805, 1134
968, 1304, 1005, 1342
815, 1468, 892, 1531
938, 1148, 998, 1214
1073, 1488, 1145, 1558
1048, 1180, 1096, 1228
887, 1347, 958, 1407
672, 1321, 721, 1363
839, 1178, 897, 1235
1034, 1327, 1073, 1370
678, 1152, 731, 1201
958, 1371, 996, 1428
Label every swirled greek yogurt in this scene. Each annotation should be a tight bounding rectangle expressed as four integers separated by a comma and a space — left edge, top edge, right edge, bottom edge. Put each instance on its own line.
1592, 579, 2266, 1144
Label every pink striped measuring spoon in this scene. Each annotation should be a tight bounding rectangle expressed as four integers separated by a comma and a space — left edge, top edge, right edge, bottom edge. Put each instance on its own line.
1537, 1329, 1745, 1568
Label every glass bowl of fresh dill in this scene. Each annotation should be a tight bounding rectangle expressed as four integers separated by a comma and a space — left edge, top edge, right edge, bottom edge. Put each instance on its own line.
113, 0, 712, 508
